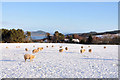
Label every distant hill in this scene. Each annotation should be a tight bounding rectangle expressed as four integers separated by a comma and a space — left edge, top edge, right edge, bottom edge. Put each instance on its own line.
66, 30, 120, 37
95, 30, 120, 35
27, 30, 48, 40
29, 30, 120, 40
31, 30, 47, 36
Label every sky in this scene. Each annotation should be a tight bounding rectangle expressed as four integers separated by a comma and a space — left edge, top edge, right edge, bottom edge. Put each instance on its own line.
2, 2, 118, 34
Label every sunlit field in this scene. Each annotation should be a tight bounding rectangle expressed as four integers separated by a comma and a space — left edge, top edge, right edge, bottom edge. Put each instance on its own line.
0, 43, 118, 78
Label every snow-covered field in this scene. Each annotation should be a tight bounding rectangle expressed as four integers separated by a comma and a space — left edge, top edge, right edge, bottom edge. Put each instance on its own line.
0, 43, 119, 78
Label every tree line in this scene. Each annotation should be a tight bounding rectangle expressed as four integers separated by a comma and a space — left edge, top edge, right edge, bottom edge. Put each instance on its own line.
1, 28, 119, 44
46, 31, 93, 44
0, 29, 31, 43
46, 31, 65, 43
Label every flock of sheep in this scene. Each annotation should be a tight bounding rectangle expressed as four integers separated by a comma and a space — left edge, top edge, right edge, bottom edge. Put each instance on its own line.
5, 45, 107, 62
24, 45, 69, 62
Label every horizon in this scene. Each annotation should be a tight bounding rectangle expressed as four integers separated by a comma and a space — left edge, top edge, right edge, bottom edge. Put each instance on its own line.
2, 2, 118, 34
1, 28, 119, 35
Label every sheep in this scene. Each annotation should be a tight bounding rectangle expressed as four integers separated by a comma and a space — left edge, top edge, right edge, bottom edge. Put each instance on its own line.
65, 47, 68, 50
37, 47, 43, 51
37, 47, 41, 50
89, 49, 92, 53
25, 48, 28, 51
81, 46, 83, 48
60, 46, 62, 48
59, 49, 63, 52
52, 45, 54, 47
24, 54, 35, 62
80, 49, 85, 53
16, 46, 20, 48
32, 49, 38, 53
104, 46, 106, 49
33, 45, 35, 47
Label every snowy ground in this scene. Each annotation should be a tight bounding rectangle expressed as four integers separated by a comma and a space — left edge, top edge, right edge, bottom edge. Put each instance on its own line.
0, 43, 119, 78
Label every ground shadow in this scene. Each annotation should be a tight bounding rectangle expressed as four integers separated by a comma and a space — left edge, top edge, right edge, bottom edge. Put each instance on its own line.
65, 52, 77, 53
80, 58, 120, 61
0, 60, 16, 62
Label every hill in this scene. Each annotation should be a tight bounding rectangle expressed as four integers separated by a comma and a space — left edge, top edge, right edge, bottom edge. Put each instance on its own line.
31, 30, 47, 36
66, 30, 120, 37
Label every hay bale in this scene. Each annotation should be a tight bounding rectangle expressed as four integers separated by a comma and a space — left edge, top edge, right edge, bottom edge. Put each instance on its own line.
89, 49, 92, 53
25, 48, 28, 51
80, 49, 85, 53
65, 47, 68, 50
59, 49, 63, 52
24, 54, 35, 62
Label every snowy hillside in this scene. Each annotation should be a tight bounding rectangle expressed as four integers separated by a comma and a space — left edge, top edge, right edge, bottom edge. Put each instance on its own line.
0, 43, 119, 78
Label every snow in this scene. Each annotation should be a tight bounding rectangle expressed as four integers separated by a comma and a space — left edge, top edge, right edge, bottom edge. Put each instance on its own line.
0, 43, 119, 78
